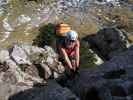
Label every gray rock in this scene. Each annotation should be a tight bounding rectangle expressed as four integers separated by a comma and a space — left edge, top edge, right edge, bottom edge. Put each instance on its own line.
112, 96, 128, 100
61, 46, 133, 100
46, 56, 54, 65
0, 44, 66, 100
40, 63, 52, 79
9, 80, 78, 100
1, 59, 42, 85
21, 44, 45, 55
11, 45, 31, 65
44, 45, 58, 58
21, 44, 65, 79
0, 82, 33, 100
0, 50, 10, 63
84, 28, 128, 60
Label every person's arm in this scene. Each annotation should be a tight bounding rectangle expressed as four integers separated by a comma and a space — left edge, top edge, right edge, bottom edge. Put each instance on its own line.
59, 46, 73, 70
75, 40, 80, 68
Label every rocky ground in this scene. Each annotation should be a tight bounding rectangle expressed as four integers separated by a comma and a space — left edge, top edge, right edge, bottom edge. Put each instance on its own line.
0, 44, 65, 100
2, 40, 132, 100
0, 0, 133, 100
0, 27, 132, 100
62, 45, 133, 100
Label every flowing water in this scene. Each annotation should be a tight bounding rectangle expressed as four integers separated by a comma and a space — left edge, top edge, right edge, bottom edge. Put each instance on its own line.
0, 0, 133, 48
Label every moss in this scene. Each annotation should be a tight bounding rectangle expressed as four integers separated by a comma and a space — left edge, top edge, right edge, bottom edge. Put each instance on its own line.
30, 52, 48, 64
32, 23, 56, 47
80, 40, 97, 69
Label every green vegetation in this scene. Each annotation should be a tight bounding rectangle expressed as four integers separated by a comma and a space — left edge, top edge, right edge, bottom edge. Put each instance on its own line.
33, 23, 56, 47
80, 40, 97, 69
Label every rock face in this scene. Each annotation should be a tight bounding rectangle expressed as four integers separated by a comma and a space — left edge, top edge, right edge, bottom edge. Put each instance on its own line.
84, 28, 129, 60
9, 80, 78, 100
63, 46, 133, 100
0, 42, 133, 100
0, 44, 65, 100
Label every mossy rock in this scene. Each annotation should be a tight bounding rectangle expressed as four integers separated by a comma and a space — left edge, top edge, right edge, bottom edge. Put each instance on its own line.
80, 40, 97, 69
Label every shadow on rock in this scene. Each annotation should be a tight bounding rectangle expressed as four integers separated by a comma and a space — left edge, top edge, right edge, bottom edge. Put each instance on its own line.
32, 23, 56, 48
8, 80, 78, 100
83, 28, 128, 61
61, 46, 133, 100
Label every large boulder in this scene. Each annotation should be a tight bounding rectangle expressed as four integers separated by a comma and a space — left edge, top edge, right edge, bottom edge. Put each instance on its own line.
0, 44, 65, 100
62, 46, 133, 100
10, 44, 65, 80
11, 45, 32, 65
9, 80, 78, 100
84, 28, 129, 60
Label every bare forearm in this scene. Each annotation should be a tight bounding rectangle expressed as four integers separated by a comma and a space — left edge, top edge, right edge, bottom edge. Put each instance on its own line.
76, 44, 80, 67
64, 56, 73, 69
60, 47, 73, 69
76, 56, 79, 67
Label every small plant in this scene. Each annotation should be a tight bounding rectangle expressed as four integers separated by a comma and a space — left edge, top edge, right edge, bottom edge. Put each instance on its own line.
33, 23, 56, 47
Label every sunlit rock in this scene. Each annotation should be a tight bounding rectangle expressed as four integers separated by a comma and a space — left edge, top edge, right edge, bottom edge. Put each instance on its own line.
17, 15, 31, 26
0, 50, 10, 63
0, 32, 10, 42
11, 45, 31, 65
3, 17, 14, 31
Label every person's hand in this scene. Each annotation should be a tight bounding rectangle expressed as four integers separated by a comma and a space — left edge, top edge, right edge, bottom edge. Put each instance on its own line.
71, 60, 76, 71
69, 66, 73, 70
76, 66, 79, 70
73, 66, 76, 71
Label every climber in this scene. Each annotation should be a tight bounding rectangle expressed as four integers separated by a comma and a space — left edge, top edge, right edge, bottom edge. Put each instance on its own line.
56, 23, 80, 78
